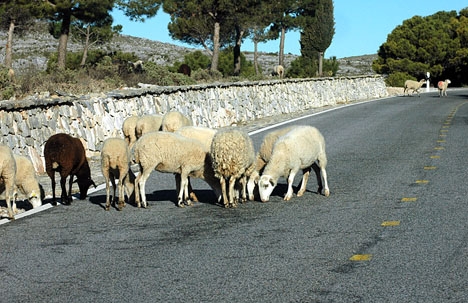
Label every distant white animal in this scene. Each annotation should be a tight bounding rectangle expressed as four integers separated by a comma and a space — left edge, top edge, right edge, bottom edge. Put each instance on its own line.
437, 79, 451, 97
403, 79, 425, 97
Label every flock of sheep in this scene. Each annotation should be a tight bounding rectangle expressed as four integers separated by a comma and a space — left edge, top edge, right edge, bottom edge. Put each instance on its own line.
0, 110, 331, 219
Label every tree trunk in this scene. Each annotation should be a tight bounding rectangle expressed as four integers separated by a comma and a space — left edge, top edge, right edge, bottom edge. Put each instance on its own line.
210, 21, 220, 72
278, 26, 286, 67
80, 26, 91, 67
233, 25, 244, 76
4, 20, 15, 69
254, 41, 259, 75
57, 13, 71, 70
318, 51, 323, 77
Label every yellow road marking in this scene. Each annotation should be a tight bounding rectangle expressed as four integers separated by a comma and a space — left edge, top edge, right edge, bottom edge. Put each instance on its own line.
416, 180, 429, 184
434, 147, 445, 150
350, 254, 372, 261
440, 129, 448, 132
401, 197, 418, 202
437, 140, 446, 143
381, 221, 401, 227
430, 155, 440, 159
424, 166, 437, 170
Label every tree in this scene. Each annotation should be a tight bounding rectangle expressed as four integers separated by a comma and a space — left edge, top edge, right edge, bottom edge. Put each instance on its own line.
115, 0, 162, 21
44, 0, 115, 70
163, 0, 236, 72
267, 0, 302, 67
71, 17, 121, 67
373, 10, 468, 85
299, 0, 335, 76
0, 0, 40, 69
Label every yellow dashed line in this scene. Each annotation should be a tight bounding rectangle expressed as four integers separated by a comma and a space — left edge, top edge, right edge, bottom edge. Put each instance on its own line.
430, 155, 440, 159
434, 147, 445, 150
437, 140, 446, 143
415, 180, 429, 184
424, 166, 437, 170
440, 129, 448, 133
350, 254, 372, 261
381, 221, 400, 227
401, 197, 418, 202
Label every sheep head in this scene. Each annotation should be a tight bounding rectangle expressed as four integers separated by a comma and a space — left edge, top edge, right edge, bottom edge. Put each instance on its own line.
258, 175, 277, 202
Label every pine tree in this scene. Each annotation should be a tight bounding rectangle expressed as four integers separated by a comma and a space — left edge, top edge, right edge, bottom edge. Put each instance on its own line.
299, 0, 335, 76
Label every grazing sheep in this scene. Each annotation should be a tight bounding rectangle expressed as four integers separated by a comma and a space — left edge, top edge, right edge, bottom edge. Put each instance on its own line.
0, 144, 16, 219
175, 126, 217, 152
44, 133, 96, 205
210, 127, 256, 208
122, 115, 139, 148
403, 79, 426, 97
2, 155, 44, 209
101, 138, 136, 211
438, 79, 451, 97
175, 126, 218, 201
248, 125, 295, 200
258, 125, 330, 202
134, 131, 220, 208
272, 65, 284, 78
135, 114, 163, 139
161, 111, 193, 132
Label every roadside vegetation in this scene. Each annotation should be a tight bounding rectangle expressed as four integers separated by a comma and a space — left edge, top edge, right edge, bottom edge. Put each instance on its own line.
373, 8, 468, 87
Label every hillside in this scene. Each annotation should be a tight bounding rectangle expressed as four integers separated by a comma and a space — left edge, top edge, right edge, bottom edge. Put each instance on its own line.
0, 21, 376, 76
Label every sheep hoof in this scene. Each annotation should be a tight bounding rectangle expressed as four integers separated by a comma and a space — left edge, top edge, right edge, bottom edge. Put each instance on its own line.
177, 201, 185, 208
324, 189, 330, 197
105, 205, 110, 211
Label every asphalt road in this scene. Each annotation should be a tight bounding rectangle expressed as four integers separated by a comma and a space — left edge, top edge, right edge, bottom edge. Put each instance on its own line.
2, 90, 468, 302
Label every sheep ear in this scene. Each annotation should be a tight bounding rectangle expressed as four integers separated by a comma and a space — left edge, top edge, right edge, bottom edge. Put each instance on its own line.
269, 178, 275, 187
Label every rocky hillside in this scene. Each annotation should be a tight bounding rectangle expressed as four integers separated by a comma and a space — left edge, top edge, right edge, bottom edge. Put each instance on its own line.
0, 21, 376, 76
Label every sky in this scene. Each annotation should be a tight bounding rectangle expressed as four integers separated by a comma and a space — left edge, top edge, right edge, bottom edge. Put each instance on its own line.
111, 1, 467, 59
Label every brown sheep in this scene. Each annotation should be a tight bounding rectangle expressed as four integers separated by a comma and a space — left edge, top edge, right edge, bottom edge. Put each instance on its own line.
44, 133, 96, 205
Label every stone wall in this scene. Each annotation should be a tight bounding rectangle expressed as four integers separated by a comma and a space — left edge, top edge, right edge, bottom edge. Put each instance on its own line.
0, 76, 387, 173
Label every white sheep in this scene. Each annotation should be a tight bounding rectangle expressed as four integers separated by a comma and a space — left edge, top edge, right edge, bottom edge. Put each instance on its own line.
133, 131, 221, 208
175, 125, 218, 202
175, 126, 217, 152
161, 111, 193, 132
101, 138, 136, 211
135, 114, 163, 139
403, 79, 426, 97
122, 115, 139, 148
272, 65, 284, 79
438, 79, 451, 97
210, 127, 256, 208
0, 144, 17, 219
247, 125, 295, 201
7, 155, 44, 209
258, 125, 330, 202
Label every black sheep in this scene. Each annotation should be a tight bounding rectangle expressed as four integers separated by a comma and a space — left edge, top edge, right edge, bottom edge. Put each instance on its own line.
44, 133, 96, 205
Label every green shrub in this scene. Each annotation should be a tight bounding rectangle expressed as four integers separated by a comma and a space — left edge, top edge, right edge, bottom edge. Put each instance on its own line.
385, 72, 415, 87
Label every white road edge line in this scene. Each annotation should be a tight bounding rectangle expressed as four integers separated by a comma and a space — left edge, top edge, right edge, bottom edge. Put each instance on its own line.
1, 95, 398, 225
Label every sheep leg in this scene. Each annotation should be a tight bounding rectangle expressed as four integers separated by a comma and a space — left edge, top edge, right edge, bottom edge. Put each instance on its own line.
117, 170, 127, 210
136, 168, 152, 208
320, 167, 330, 197
50, 172, 57, 206
228, 176, 237, 208
59, 175, 70, 205
297, 168, 310, 197
284, 171, 297, 201
177, 173, 191, 207
4, 179, 15, 219
104, 170, 111, 211
239, 176, 248, 203
220, 177, 229, 208
187, 178, 199, 202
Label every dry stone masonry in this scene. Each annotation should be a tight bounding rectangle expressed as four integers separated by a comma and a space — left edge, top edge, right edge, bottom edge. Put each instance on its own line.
0, 76, 387, 174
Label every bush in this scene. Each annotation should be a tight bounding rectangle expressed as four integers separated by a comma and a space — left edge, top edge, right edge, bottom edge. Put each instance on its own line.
385, 72, 415, 87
